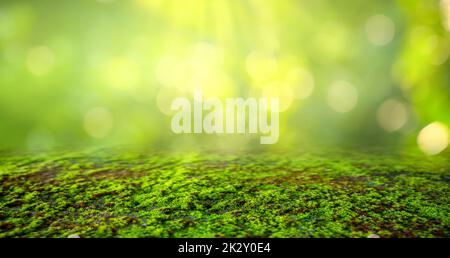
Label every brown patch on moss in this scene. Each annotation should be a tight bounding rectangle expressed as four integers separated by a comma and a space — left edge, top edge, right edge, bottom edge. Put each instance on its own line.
6, 200, 24, 208
183, 160, 231, 170
27, 170, 59, 183
6, 166, 62, 184
252, 173, 330, 186
93, 191, 117, 198
89, 170, 146, 180
0, 221, 14, 231
333, 175, 371, 183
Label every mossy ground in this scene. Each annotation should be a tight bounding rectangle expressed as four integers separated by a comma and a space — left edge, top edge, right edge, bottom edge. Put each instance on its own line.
0, 147, 449, 238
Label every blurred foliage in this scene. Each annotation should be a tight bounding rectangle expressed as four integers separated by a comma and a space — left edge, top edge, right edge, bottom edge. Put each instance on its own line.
0, 0, 449, 152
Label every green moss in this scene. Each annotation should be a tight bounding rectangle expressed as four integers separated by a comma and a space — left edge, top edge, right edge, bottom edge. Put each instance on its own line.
0, 148, 449, 237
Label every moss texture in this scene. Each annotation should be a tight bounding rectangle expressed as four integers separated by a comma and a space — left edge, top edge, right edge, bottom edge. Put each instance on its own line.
0, 148, 449, 237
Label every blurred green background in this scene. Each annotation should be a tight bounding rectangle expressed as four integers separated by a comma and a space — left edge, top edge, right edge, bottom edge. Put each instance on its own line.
0, 0, 449, 154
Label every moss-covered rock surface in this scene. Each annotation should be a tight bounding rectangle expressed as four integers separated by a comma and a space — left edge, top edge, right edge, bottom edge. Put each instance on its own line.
0, 148, 449, 237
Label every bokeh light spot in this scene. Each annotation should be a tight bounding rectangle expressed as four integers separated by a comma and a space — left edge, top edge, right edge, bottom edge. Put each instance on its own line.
83, 107, 114, 138
365, 14, 395, 46
313, 22, 349, 60
441, 0, 450, 31
26, 46, 55, 76
327, 81, 358, 113
417, 122, 449, 155
426, 35, 450, 65
377, 99, 408, 132
285, 67, 315, 100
